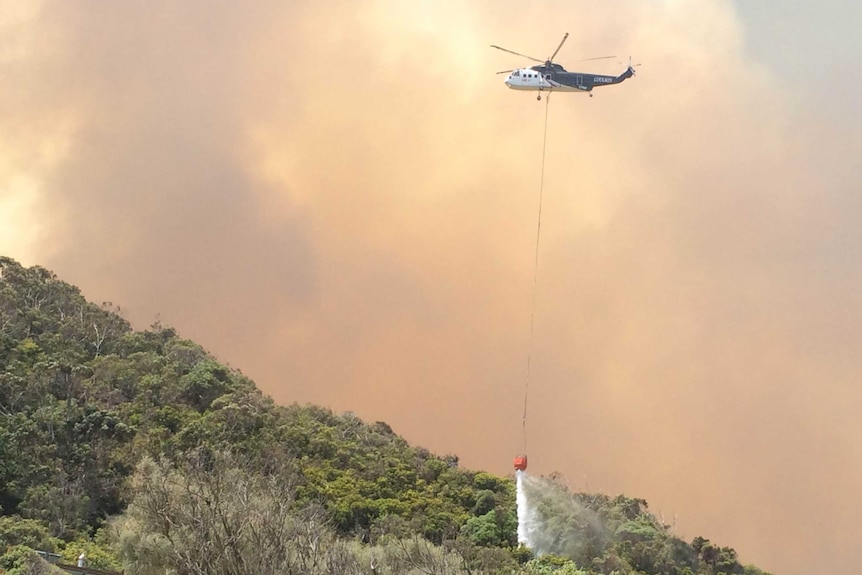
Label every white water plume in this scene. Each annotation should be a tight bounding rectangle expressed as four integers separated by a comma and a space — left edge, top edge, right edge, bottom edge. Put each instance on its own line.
515, 470, 542, 550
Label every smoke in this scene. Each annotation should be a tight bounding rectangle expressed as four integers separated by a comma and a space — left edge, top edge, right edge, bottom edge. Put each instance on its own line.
2, 1, 862, 573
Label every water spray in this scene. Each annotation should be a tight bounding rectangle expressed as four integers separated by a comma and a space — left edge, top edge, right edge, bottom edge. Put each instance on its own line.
515, 469, 542, 550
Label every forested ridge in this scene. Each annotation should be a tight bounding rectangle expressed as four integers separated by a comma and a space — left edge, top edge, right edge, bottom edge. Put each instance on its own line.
0, 256, 770, 575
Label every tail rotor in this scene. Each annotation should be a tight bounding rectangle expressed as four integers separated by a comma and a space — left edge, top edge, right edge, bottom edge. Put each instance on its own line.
619, 55, 642, 76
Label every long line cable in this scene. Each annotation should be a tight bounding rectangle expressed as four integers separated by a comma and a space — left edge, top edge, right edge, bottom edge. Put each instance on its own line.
522, 93, 551, 455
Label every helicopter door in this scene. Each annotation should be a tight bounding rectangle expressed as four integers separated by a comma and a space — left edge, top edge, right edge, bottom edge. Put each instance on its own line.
576, 75, 583, 89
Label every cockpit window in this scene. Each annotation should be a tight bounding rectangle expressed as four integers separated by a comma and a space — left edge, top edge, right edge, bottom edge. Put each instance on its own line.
512, 70, 520, 77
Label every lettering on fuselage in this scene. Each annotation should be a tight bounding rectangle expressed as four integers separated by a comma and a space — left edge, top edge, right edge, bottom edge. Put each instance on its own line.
593, 76, 614, 83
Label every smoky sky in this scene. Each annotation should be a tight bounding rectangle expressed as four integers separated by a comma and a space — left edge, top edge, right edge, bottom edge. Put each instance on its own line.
3, 1, 862, 573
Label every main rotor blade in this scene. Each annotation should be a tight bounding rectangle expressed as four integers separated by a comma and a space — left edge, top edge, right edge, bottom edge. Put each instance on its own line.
496, 69, 515, 75
548, 32, 569, 62
575, 55, 616, 62
490, 44, 543, 63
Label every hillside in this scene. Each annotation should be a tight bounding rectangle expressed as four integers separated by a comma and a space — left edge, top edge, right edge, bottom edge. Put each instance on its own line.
0, 256, 770, 574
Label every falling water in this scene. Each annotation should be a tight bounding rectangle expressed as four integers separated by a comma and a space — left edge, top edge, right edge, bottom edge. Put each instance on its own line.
516, 470, 540, 549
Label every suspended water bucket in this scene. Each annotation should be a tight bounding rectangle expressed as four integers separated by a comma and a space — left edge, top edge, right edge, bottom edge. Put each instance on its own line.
513, 455, 528, 471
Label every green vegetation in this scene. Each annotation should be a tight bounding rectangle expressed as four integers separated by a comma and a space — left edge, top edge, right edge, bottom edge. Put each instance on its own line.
0, 256, 770, 574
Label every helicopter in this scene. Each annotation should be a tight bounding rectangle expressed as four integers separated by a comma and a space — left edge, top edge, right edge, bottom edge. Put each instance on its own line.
491, 33, 639, 99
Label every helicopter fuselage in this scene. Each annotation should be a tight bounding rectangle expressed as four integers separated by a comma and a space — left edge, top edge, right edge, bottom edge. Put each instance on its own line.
504, 64, 634, 94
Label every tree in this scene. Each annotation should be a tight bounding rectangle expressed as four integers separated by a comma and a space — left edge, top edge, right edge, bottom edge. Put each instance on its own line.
460, 511, 501, 547
60, 536, 121, 572
114, 448, 352, 575
0, 545, 66, 575
0, 516, 59, 552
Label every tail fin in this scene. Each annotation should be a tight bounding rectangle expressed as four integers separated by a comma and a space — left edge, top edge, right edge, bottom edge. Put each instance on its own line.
616, 57, 640, 82
616, 66, 635, 82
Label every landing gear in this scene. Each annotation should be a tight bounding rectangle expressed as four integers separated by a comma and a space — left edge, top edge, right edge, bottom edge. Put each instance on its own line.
537, 94, 542, 101
589, 93, 593, 98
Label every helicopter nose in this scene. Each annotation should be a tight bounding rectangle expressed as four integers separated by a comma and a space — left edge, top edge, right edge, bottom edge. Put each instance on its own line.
504, 74, 513, 87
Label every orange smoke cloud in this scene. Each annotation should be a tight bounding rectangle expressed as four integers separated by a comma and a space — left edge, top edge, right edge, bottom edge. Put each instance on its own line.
2, 1, 860, 573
